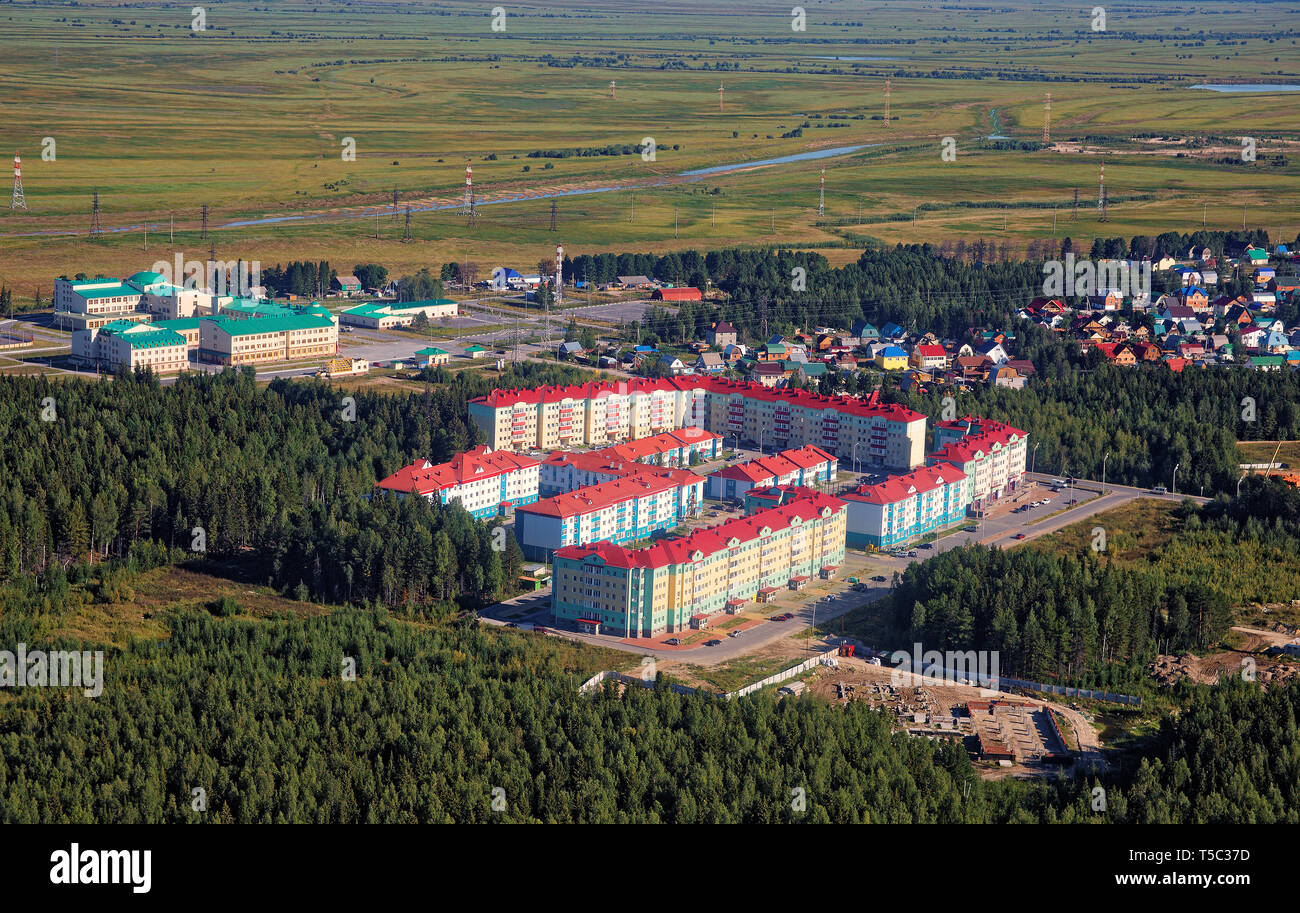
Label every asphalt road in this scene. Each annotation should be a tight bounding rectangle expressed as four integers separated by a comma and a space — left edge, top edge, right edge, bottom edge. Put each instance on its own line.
480, 472, 1210, 664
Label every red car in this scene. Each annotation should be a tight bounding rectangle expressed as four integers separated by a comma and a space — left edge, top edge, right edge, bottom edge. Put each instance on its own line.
1012, 533, 1027, 540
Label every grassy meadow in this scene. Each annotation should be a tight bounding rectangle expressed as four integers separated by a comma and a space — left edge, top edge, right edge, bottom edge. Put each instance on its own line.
1, 0, 1298, 304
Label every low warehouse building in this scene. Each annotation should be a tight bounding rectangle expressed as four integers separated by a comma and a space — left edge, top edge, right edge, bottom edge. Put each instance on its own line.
339, 299, 459, 329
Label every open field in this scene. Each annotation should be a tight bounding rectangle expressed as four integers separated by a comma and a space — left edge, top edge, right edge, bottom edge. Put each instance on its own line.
1239, 440, 1300, 469
3, 0, 1299, 306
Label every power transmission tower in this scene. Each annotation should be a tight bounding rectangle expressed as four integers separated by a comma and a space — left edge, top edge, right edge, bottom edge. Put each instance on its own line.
467, 192, 479, 228
817, 165, 825, 217
1072, 188, 1079, 221
718, 83, 725, 112
89, 188, 103, 240
609, 80, 616, 99
402, 205, 412, 242
1100, 186, 1109, 223
10, 153, 27, 211
549, 199, 557, 232
1043, 92, 1051, 144
200, 204, 209, 241
1097, 160, 1105, 215
884, 77, 891, 125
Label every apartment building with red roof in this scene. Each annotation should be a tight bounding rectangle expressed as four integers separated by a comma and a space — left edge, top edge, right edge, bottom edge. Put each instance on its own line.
705, 445, 838, 501
839, 464, 969, 548
929, 416, 1030, 510
469, 376, 927, 471
537, 428, 719, 496
375, 446, 540, 520
551, 490, 846, 637
515, 468, 705, 561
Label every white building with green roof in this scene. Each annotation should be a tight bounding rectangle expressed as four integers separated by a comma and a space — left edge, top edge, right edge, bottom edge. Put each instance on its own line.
199, 314, 338, 366
339, 298, 458, 329
71, 320, 190, 373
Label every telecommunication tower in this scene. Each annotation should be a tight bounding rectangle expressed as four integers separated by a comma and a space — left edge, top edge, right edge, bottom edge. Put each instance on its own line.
461, 162, 474, 215
10, 154, 27, 210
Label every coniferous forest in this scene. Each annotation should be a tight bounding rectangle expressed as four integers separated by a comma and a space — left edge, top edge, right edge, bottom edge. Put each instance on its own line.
2, 236, 1299, 824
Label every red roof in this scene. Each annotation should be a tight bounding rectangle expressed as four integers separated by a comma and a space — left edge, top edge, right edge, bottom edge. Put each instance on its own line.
554, 490, 844, 570
474, 376, 925, 425
927, 416, 1027, 466
712, 445, 835, 484
377, 446, 539, 495
840, 463, 967, 505
653, 287, 703, 301
914, 344, 946, 357
519, 471, 702, 519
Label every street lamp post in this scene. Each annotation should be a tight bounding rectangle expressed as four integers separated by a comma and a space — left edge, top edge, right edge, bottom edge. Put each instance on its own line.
1031, 443, 1040, 475
1237, 472, 1245, 499
1172, 463, 1180, 496
852, 441, 859, 476
1101, 451, 1110, 496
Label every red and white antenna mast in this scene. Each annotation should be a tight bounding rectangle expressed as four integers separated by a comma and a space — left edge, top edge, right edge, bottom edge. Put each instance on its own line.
10, 153, 27, 211
461, 161, 473, 215
817, 165, 825, 217
1097, 159, 1105, 213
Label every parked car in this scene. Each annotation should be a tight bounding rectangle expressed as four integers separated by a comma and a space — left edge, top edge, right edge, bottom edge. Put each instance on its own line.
504, 622, 517, 628
919, 542, 933, 549
665, 638, 681, 646
964, 526, 978, 532
1012, 533, 1027, 540
1152, 485, 1168, 493
728, 630, 742, 638
907, 550, 918, 558
705, 639, 722, 647
871, 575, 887, 582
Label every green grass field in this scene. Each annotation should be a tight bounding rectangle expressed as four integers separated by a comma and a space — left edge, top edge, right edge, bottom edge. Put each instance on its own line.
2, 0, 1298, 306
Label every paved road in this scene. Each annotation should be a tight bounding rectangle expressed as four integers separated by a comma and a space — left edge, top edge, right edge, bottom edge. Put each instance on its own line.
482, 471, 1210, 663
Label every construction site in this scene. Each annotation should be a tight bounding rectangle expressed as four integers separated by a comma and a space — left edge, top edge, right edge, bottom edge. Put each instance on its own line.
810, 656, 1084, 776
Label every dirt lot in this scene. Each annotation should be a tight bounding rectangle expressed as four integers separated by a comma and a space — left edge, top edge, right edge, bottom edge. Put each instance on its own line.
1148, 625, 1300, 688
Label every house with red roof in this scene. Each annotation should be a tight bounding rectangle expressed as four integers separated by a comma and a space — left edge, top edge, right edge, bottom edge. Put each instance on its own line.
375, 446, 540, 520
910, 343, 949, 371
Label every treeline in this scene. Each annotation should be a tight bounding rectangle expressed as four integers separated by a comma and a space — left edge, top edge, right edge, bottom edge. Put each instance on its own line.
0, 362, 587, 608
261, 261, 336, 298
1, 601, 1294, 823
995, 677, 1300, 824
863, 480, 1300, 687
902, 360, 1300, 493
526, 142, 669, 159
0, 608, 985, 823
872, 543, 1229, 688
